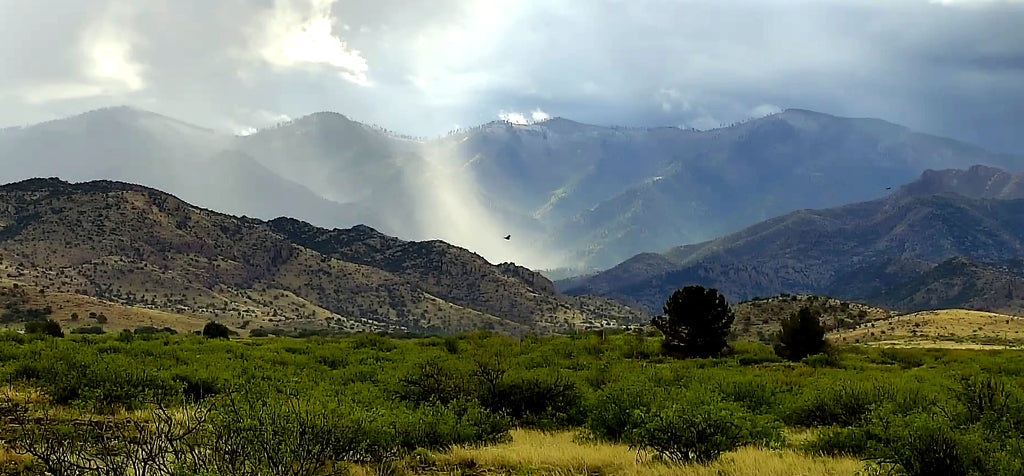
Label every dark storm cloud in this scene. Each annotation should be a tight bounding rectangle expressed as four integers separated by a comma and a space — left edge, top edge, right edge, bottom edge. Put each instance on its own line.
0, 0, 1023, 153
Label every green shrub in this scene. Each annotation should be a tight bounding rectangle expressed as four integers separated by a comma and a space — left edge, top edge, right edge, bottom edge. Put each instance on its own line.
872, 414, 991, 476
628, 400, 781, 464
202, 322, 232, 339
397, 359, 469, 405
786, 381, 892, 427
24, 319, 63, 338
70, 326, 105, 335
351, 333, 398, 352
481, 373, 583, 429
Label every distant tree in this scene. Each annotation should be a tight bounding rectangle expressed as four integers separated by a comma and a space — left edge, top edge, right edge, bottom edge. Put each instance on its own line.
24, 319, 64, 338
202, 322, 231, 339
69, 312, 79, 321
775, 306, 828, 361
653, 286, 735, 358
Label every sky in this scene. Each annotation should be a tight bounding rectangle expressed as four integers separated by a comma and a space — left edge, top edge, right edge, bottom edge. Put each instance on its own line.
1, 0, 1023, 154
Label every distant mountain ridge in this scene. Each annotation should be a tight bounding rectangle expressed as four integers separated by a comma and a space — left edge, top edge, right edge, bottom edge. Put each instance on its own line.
0, 178, 646, 335
1, 106, 1020, 270
561, 166, 1024, 314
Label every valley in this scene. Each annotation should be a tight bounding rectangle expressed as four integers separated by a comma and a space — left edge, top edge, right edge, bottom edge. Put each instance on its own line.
2, 110, 1024, 476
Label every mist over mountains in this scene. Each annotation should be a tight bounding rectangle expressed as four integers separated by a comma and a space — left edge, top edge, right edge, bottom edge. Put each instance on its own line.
0, 106, 1019, 271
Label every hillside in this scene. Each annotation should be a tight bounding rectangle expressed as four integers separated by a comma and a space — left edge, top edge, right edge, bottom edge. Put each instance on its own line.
0, 178, 646, 335
2, 107, 1020, 270
562, 166, 1024, 312
840, 257, 1024, 315
832, 309, 1024, 348
732, 294, 894, 342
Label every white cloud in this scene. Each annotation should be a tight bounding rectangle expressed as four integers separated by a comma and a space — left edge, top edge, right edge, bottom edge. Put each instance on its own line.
256, 0, 369, 85
499, 110, 529, 124
18, 1, 145, 105
499, 109, 551, 125
750, 103, 782, 117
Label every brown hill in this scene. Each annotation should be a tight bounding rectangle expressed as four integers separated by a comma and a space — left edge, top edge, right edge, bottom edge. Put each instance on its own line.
733, 294, 894, 342
0, 178, 646, 335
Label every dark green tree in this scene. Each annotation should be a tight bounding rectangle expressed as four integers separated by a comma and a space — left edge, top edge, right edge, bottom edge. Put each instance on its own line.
653, 286, 734, 358
202, 322, 232, 339
24, 319, 64, 338
774, 306, 828, 361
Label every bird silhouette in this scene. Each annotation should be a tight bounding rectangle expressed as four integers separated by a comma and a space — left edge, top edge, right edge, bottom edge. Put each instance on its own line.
504, 234, 511, 240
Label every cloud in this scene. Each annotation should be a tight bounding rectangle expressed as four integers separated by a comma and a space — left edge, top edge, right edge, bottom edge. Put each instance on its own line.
0, 0, 1023, 154
499, 111, 529, 125
750, 104, 782, 118
498, 108, 551, 125
81, 4, 145, 92
255, 0, 370, 84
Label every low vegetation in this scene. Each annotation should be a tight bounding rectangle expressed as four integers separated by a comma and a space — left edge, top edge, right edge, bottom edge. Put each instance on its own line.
1, 322, 1023, 475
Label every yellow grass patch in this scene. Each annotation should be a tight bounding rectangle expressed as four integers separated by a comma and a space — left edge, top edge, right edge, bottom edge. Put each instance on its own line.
831, 308, 1024, 348
413, 429, 862, 476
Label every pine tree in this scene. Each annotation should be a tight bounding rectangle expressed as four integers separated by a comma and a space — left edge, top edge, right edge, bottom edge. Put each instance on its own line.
775, 306, 828, 361
653, 286, 734, 358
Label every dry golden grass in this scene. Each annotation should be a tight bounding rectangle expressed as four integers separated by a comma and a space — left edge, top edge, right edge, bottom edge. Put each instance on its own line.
831, 308, 1024, 348
379, 429, 863, 476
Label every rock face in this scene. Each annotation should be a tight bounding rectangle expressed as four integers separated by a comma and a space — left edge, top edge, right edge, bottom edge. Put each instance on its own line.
561, 166, 1024, 314
0, 179, 648, 335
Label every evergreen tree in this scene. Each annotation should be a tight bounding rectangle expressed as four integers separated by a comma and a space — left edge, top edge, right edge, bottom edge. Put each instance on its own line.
653, 286, 734, 358
775, 306, 828, 361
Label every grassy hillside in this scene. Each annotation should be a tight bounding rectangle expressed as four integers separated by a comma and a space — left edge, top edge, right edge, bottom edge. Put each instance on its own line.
833, 309, 1024, 348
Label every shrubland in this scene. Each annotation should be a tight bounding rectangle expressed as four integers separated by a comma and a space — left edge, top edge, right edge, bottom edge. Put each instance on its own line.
0, 329, 1022, 475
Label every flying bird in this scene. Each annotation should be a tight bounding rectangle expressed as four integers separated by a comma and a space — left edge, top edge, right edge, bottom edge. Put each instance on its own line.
886, 187, 892, 190
504, 234, 511, 240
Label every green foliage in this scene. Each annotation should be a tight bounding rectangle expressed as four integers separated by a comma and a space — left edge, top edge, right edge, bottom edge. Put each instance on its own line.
585, 381, 781, 464
653, 285, 735, 358
775, 306, 828, 361
202, 321, 232, 339
629, 398, 782, 465
70, 325, 105, 335
24, 319, 63, 337
3, 331, 1024, 472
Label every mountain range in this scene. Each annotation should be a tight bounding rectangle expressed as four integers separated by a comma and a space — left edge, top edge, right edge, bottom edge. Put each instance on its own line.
1, 107, 1019, 271
560, 165, 1024, 315
0, 178, 646, 335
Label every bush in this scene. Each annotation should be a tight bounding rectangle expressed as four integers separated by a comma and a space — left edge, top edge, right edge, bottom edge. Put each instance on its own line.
397, 359, 469, 405
628, 400, 781, 464
24, 319, 63, 338
786, 381, 893, 427
202, 322, 232, 339
481, 373, 583, 429
70, 326, 105, 335
586, 382, 781, 464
